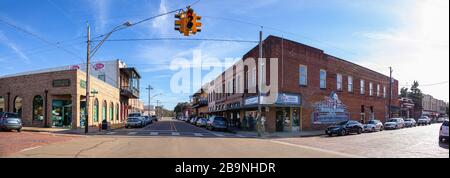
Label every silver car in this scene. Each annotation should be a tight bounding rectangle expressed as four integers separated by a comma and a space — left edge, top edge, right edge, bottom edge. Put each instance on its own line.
384, 118, 405, 130
126, 117, 144, 128
196, 118, 207, 127
0, 112, 22, 132
364, 119, 384, 132
404, 118, 417, 127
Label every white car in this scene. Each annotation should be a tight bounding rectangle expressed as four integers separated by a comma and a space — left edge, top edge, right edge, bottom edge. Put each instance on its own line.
437, 117, 446, 123
417, 116, 431, 126
439, 120, 449, 143
364, 119, 384, 132
384, 118, 404, 130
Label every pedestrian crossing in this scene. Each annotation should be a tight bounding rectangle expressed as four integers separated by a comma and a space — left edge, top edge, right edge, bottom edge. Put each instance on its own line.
102, 131, 256, 138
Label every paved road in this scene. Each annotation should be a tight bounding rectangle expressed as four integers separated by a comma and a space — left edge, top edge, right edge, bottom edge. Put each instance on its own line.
2, 118, 448, 158
97, 117, 251, 138
274, 123, 449, 158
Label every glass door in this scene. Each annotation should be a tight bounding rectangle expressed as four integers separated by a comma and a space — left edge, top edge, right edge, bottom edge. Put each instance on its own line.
291, 108, 300, 132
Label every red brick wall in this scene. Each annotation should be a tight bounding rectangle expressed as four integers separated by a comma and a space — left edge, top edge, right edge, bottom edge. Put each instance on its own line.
264, 36, 399, 130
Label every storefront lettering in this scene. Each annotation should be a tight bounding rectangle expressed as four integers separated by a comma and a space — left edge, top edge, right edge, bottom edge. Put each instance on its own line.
52, 79, 70, 87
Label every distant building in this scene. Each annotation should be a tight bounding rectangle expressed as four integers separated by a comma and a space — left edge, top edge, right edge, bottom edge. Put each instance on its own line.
129, 99, 145, 114
422, 94, 448, 118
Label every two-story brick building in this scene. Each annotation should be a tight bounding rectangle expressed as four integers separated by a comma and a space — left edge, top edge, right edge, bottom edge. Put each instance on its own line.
204, 35, 399, 133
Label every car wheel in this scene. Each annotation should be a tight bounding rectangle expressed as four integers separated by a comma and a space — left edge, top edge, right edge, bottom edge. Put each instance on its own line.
17, 129, 21, 132
328, 133, 333, 137
340, 130, 346, 136
380, 126, 384, 131
357, 128, 362, 134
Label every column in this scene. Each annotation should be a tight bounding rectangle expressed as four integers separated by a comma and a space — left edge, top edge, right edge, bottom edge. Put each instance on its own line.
72, 94, 80, 128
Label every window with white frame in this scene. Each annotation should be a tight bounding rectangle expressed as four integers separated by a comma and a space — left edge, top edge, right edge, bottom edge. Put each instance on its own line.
348, 76, 353, 92
320, 69, 326, 89
337, 73, 343, 91
377, 84, 380, 97
383, 86, 386, 98
369, 82, 373, 96
299, 65, 307, 86
237, 75, 241, 94
360, 80, 365, 95
252, 68, 256, 87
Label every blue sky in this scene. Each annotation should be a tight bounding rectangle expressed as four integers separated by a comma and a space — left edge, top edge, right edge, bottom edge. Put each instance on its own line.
0, 0, 448, 109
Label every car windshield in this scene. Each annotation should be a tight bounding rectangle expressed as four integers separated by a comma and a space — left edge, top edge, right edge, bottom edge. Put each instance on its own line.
129, 113, 140, 117
336, 121, 348, 125
387, 119, 397, 122
127, 118, 138, 122
368, 120, 376, 124
214, 117, 225, 122
4, 113, 19, 118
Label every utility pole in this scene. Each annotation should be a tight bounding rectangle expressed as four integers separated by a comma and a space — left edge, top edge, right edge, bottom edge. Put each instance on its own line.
257, 28, 263, 137
388, 67, 393, 119
85, 23, 91, 134
156, 100, 160, 118
146, 85, 153, 116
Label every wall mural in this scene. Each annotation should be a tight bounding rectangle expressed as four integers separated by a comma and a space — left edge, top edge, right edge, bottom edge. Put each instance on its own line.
312, 92, 349, 125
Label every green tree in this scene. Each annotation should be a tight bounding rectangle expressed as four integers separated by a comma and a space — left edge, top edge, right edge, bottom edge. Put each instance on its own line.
174, 102, 189, 114
400, 87, 409, 98
408, 81, 423, 118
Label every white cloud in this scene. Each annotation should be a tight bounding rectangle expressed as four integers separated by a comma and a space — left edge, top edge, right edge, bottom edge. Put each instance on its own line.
90, 0, 110, 33
0, 31, 30, 64
151, 0, 170, 35
357, 0, 449, 101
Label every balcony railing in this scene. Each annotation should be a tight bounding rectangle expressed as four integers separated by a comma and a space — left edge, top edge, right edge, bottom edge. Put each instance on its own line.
120, 85, 140, 98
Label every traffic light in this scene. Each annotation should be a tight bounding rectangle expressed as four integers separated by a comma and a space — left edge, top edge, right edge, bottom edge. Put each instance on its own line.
191, 13, 202, 34
174, 8, 202, 36
174, 12, 185, 34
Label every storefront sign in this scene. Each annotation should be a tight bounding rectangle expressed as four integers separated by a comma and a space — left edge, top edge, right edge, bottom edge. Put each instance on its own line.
80, 80, 86, 89
312, 92, 349, 124
93, 63, 105, 71
244, 96, 258, 106
275, 93, 301, 106
52, 79, 70, 87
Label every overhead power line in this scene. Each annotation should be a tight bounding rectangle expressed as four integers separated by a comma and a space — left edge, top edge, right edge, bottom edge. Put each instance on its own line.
93, 38, 258, 43
0, 18, 85, 63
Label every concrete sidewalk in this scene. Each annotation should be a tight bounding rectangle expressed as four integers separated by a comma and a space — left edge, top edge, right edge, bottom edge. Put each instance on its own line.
22, 127, 109, 135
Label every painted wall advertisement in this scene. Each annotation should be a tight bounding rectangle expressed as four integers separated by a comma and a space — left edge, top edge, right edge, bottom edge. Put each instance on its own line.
312, 92, 349, 124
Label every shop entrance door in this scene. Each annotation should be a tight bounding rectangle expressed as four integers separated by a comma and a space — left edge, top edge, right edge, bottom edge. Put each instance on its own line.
52, 100, 72, 128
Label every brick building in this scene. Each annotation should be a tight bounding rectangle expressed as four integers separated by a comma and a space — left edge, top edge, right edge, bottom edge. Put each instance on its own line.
0, 60, 141, 129
204, 35, 399, 133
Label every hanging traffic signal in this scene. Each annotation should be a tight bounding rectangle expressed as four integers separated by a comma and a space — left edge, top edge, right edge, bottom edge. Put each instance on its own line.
174, 8, 202, 36
192, 13, 202, 34
174, 12, 185, 34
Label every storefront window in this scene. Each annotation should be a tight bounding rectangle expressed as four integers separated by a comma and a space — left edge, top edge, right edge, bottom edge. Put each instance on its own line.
33, 95, 44, 121
109, 103, 114, 123
93, 99, 99, 122
102, 101, 107, 121
320, 69, 326, 89
13, 96, 23, 118
116, 104, 119, 121
0, 96, 4, 112
51, 100, 72, 127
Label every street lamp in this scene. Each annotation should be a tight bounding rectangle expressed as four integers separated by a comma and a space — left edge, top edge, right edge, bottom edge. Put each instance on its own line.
85, 21, 133, 134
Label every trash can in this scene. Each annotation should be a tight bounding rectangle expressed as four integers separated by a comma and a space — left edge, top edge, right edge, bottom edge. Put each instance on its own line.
101, 120, 108, 130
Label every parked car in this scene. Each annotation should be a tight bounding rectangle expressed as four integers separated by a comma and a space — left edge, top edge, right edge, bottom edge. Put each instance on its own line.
196, 117, 207, 127
142, 116, 152, 125
326, 120, 364, 136
439, 120, 449, 143
417, 116, 431, 126
151, 115, 158, 122
190, 117, 199, 124
125, 117, 144, 128
437, 117, 446, 123
404, 118, 417, 127
206, 116, 228, 131
0, 112, 22, 132
364, 119, 384, 132
384, 118, 405, 129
